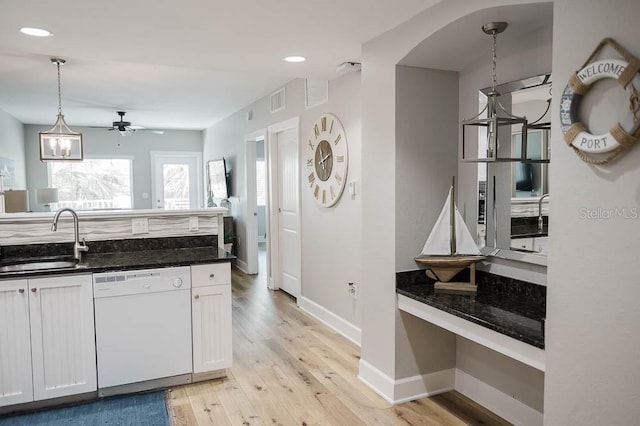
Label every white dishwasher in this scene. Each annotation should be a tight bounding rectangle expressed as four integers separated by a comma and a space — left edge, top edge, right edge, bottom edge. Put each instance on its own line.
93, 266, 192, 396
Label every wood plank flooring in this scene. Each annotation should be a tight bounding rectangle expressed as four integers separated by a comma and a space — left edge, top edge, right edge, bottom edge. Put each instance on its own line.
168, 267, 511, 425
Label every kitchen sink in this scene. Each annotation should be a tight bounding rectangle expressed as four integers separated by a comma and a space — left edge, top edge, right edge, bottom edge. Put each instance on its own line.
0, 259, 78, 273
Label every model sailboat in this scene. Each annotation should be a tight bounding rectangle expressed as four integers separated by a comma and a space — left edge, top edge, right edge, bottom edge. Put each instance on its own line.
415, 178, 486, 293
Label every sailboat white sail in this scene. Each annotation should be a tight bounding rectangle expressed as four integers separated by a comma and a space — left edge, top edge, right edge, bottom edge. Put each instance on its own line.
415, 180, 485, 290
420, 187, 482, 257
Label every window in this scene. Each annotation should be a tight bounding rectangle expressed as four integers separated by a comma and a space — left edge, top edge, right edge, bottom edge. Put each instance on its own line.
256, 160, 266, 206
48, 158, 133, 210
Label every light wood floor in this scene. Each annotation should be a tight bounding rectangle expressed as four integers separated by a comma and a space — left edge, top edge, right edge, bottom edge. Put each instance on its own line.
168, 267, 511, 425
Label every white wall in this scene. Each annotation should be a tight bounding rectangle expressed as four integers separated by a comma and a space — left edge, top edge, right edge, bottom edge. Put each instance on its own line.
203, 73, 363, 329
24, 125, 203, 210
0, 108, 26, 189
545, 0, 640, 424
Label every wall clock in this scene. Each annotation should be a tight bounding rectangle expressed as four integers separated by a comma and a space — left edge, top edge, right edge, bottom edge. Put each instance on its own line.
306, 113, 348, 207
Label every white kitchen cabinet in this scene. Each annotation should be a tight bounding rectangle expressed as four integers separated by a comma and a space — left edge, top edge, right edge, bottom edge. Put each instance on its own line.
191, 263, 232, 374
0, 280, 33, 407
0, 274, 97, 407
510, 237, 534, 251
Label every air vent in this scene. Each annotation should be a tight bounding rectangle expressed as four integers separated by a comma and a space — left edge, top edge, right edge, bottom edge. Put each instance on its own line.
270, 87, 286, 114
305, 78, 328, 109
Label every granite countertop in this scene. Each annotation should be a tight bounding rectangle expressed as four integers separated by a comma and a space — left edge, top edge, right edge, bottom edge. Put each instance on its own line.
396, 270, 545, 349
0, 236, 235, 279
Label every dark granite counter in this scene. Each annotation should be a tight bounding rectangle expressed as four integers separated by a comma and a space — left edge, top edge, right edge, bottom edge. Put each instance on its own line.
396, 269, 545, 349
0, 236, 235, 279
511, 216, 548, 237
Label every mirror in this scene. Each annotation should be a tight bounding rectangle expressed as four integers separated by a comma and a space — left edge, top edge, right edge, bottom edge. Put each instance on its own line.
476, 73, 551, 258
207, 158, 230, 206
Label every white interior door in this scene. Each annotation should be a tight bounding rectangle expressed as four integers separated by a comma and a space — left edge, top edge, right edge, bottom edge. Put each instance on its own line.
275, 126, 300, 298
244, 130, 267, 275
151, 151, 202, 209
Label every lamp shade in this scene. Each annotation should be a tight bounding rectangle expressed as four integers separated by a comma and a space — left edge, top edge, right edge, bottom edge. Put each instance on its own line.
36, 187, 59, 205
4, 190, 29, 213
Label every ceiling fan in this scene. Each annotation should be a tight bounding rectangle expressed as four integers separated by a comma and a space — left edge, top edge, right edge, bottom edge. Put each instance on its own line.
99, 111, 164, 135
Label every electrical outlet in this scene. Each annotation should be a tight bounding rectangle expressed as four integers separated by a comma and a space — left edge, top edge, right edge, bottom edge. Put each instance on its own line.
189, 216, 199, 231
348, 282, 357, 299
131, 218, 149, 234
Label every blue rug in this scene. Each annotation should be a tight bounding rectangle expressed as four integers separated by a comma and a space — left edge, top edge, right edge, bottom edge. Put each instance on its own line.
0, 391, 171, 426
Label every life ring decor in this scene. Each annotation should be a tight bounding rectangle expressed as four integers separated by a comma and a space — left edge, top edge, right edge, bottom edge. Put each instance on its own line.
560, 38, 640, 164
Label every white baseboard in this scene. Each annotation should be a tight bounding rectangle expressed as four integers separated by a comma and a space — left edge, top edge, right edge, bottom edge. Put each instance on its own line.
298, 296, 361, 346
357, 359, 395, 403
393, 368, 455, 404
357, 359, 455, 405
357, 361, 542, 422
455, 369, 543, 426
234, 259, 249, 274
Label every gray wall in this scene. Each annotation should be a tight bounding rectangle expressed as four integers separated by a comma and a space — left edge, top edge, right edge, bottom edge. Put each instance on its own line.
396, 66, 459, 271
0, 108, 26, 189
360, 0, 553, 408
203, 72, 363, 329
24, 125, 203, 210
394, 66, 459, 378
545, 0, 640, 424
361, 0, 640, 423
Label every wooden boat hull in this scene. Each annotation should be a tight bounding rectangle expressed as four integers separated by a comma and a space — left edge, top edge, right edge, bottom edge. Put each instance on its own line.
415, 255, 486, 283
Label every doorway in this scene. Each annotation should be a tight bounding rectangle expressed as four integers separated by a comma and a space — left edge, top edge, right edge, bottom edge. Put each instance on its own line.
244, 118, 300, 299
151, 151, 203, 209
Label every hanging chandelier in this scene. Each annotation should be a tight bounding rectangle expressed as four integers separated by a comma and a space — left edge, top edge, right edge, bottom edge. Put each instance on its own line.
39, 58, 83, 161
461, 22, 541, 163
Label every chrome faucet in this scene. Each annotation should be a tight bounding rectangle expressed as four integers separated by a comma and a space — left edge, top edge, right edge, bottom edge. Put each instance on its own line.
537, 194, 550, 233
51, 208, 89, 262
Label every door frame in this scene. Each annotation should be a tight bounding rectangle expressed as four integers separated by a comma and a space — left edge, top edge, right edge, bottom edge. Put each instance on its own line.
244, 129, 267, 275
267, 117, 300, 292
150, 151, 203, 209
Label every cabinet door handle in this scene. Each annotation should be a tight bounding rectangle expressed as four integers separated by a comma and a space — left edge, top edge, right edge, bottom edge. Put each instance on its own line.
209, 273, 215, 278
18, 288, 25, 294
31, 288, 37, 293
194, 294, 200, 300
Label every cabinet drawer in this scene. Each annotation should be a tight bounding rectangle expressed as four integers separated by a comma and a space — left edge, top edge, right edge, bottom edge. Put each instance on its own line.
191, 263, 231, 287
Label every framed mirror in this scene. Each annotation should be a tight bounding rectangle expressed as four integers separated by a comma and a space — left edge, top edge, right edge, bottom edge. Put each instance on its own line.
476, 73, 551, 263
207, 158, 229, 202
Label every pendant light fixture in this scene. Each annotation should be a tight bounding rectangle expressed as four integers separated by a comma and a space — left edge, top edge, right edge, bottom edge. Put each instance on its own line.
39, 58, 83, 161
461, 22, 534, 163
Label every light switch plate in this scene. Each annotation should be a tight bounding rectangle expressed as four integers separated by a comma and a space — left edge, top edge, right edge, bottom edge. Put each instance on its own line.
132, 218, 149, 234
189, 216, 199, 231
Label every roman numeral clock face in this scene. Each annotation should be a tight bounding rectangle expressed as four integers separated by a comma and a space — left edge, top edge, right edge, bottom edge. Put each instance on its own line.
306, 113, 348, 207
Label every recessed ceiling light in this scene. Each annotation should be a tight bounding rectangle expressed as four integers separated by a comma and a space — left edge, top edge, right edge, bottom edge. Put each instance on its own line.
284, 56, 306, 63
20, 27, 52, 37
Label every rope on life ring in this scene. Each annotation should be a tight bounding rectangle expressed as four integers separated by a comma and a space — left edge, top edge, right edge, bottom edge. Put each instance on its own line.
560, 38, 640, 164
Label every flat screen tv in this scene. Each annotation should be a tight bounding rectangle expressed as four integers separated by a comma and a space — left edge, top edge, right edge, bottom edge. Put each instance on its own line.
515, 162, 534, 193
208, 158, 229, 199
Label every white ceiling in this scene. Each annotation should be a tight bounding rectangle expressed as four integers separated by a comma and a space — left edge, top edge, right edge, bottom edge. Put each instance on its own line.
0, 0, 442, 130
